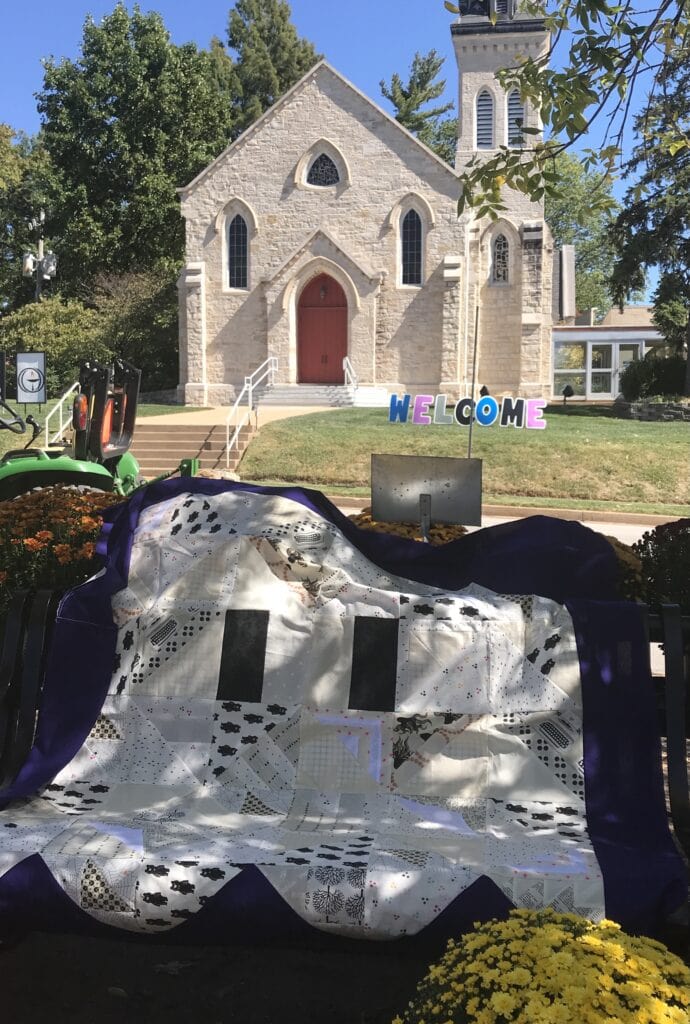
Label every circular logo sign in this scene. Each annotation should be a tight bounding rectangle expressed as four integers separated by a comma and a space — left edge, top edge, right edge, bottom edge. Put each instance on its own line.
18, 367, 45, 394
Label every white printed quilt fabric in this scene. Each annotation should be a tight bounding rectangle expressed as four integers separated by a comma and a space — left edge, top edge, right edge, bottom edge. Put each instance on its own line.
0, 490, 605, 938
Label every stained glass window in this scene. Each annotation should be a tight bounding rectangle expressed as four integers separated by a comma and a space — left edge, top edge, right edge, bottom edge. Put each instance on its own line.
476, 90, 494, 149
402, 209, 423, 286
492, 234, 509, 284
228, 214, 248, 289
307, 154, 340, 186
507, 90, 524, 147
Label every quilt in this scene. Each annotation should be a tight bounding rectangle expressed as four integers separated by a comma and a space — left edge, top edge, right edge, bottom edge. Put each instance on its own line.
0, 482, 685, 943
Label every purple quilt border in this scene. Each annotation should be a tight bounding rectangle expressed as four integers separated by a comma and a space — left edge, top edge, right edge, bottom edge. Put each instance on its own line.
0, 479, 684, 942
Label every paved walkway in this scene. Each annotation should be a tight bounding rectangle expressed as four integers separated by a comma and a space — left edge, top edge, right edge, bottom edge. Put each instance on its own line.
140, 405, 332, 427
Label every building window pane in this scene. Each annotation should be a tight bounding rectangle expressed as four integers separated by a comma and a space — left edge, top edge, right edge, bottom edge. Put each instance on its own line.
492, 234, 509, 283
554, 372, 586, 397
591, 372, 612, 393
554, 342, 586, 370
476, 90, 494, 149
402, 209, 422, 285
228, 214, 248, 289
307, 154, 340, 186
507, 89, 524, 147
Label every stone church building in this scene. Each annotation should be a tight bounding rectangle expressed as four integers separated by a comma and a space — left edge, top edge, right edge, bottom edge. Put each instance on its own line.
177, 5, 556, 406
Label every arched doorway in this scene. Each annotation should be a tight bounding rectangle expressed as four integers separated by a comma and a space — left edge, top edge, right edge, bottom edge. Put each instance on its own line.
297, 273, 347, 384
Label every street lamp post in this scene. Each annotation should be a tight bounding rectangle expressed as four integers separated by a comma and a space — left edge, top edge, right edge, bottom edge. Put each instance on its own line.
22, 210, 57, 301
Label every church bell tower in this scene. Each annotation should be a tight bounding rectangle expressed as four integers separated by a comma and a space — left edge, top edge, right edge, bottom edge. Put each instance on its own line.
451, 2, 554, 400
451, 2, 549, 170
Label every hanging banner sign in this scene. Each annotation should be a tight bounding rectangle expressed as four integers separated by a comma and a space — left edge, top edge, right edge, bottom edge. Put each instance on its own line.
16, 351, 47, 404
389, 393, 547, 430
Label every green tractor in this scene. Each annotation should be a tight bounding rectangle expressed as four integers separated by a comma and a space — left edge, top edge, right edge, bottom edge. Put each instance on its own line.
0, 359, 145, 501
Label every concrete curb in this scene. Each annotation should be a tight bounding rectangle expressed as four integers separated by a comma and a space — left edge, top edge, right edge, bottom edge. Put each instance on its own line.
329, 496, 680, 527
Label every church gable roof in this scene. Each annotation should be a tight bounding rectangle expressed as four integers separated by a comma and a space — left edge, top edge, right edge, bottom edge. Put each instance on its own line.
179, 60, 459, 197
264, 228, 379, 289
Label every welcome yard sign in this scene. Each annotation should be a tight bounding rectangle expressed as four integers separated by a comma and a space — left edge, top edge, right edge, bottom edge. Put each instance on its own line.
388, 393, 547, 429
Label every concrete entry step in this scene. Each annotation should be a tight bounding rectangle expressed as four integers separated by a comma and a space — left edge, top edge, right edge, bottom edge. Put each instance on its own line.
256, 384, 389, 408
131, 422, 253, 478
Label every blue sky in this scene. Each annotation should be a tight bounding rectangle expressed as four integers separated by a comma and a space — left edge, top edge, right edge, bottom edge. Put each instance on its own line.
1, 0, 460, 136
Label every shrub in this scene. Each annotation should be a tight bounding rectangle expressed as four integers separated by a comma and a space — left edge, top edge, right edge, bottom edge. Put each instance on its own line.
393, 909, 690, 1024
633, 519, 690, 615
0, 297, 112, 396
620, 354, 687, 402
0, 485, 122, 621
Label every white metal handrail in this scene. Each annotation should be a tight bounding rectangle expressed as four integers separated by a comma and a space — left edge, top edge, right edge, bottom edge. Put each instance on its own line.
225, 356, 278, 468
343, 356, 358, 389
44, 380, 80, 447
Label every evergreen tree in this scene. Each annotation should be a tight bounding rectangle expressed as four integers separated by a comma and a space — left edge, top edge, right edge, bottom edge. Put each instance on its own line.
37, 3, 237, 292
227, 0, 320, 134
381, 50, 457, 165
609, 40, 690, 395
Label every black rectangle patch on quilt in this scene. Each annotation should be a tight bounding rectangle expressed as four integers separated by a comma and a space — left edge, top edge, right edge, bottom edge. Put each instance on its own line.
349, 616, 399, 712
217, 610, 269, 702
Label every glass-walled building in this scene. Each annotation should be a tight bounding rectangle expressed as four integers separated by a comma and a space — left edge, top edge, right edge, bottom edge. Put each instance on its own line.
552, 307, 664, 400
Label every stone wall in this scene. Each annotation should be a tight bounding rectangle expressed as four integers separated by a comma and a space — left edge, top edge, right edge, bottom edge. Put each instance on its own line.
614, 398, 690, 421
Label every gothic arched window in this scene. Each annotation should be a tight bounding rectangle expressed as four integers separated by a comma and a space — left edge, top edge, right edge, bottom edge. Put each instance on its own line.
476, 90, 494, 149
401, 209, 423, 286
307, 153, 340, 186
507, 89, 525, 147
228, 214, 248, 289
492, 234, 509, 284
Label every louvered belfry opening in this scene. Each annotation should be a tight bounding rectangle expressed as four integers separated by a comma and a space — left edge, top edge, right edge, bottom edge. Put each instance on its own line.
476, 90, 494, 149
507, 89, 525, 147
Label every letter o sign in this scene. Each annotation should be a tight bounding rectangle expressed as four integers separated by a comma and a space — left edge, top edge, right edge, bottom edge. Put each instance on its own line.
475, 396, 499, 426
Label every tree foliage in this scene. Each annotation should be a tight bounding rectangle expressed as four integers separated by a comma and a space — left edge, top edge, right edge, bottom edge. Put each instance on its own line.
381, 50, 457, 164
442, 1, 690, 216
544, 152, 618, 317
0, 132, 57, 312
227, 0, 320, 134
608, 38, 690, 394
37, 3, 236, 291
88, 267, 179, 391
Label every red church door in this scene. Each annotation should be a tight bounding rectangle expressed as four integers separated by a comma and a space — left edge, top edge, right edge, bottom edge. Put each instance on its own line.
297, 274, 347, 384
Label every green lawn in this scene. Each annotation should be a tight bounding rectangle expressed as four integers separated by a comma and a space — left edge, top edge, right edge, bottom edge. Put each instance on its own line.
239, 404, 690, 516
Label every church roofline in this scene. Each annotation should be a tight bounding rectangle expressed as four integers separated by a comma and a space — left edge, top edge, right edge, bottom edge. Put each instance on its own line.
178, 59, 459, 197
451, 18, 546, 35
